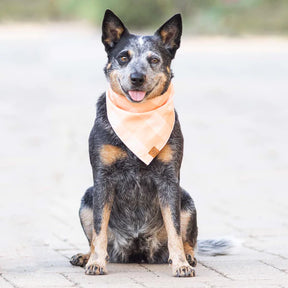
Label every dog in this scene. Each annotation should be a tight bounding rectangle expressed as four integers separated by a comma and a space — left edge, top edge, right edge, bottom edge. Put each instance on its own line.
70, 9, 230, 277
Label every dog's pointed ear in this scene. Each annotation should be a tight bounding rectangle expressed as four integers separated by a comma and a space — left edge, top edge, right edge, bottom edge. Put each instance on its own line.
102, 9, 129, 52
154, 14, 182, 58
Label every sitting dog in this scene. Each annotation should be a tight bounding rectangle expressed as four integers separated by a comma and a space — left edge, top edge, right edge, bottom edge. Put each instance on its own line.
70, 9, 198, 277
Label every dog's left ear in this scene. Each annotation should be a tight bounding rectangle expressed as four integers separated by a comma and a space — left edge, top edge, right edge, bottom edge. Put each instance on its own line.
155, 14, 182, 58
102, 9, 129, 52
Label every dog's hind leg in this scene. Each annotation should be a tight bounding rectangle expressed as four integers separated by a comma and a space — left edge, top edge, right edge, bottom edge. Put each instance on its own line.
180, 188, 198, 267
70, 187, 93, 267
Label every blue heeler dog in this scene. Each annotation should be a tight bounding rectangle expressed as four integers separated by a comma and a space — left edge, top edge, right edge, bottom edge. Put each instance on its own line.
70, 9, 233, 277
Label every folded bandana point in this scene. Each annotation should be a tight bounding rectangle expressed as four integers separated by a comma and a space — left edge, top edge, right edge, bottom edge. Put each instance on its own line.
106, 84, 175, 165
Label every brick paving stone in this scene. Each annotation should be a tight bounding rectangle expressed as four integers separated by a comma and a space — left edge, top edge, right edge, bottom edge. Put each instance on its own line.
0, 276, 15, 288
1, 24, 288, 288
2, 272, 74, 288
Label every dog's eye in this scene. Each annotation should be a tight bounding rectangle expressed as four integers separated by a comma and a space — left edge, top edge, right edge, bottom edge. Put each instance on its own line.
120, 56, 128, 62
150, 57, 160, 64
118, 55, 130, 64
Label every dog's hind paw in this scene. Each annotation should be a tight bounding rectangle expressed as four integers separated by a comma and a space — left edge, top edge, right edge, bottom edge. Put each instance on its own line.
70, 253, 90, 267
85, 263, 107, 275
174, 265, 195, 277
186, 254, 197, 267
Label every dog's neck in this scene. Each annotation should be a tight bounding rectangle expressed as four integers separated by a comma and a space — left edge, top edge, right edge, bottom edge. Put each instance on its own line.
107, 84, 174, 113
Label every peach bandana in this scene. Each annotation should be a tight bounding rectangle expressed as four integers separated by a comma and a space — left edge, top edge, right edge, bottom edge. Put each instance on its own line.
106, 84, 175, 165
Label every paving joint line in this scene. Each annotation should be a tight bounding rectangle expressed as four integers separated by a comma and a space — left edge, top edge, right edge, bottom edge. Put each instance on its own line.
198, 261, 233, 280
243, 243, 288, 260
259, 260, 288, 275
0, 273, 20, 288
129, 276, 149, 288
59, 272, 84, 288
139, 264, 160, 278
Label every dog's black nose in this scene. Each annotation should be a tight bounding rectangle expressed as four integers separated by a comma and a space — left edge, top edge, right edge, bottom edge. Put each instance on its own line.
130, 73, 145, 86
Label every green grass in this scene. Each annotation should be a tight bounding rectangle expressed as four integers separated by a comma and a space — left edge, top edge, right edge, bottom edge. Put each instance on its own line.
0, 0, 288, 35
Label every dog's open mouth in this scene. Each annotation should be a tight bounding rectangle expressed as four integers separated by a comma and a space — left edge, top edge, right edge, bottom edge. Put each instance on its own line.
119, 79, 161, 103
128, 91, 146, 102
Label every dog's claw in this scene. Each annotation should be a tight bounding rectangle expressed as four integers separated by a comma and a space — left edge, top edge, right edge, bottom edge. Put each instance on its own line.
85, 263, 106, 275
174, 265, 195, 277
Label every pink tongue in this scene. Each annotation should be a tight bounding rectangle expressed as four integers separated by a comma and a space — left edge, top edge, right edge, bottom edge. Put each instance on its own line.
128, 91, 146, 101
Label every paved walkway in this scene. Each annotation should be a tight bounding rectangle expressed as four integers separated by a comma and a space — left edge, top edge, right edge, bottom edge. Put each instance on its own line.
0, 24, 288, 288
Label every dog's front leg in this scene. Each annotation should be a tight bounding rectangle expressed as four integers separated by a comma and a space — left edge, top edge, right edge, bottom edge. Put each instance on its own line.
85, 179, 114, 275
158, 181, 195, 277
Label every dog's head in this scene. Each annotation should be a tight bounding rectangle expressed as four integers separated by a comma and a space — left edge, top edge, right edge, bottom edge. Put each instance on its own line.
102, 9, 182, 103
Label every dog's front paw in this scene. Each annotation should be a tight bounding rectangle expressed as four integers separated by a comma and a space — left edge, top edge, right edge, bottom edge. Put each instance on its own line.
186, 254, 197, 267
85, 263, 107, 275
173, 265, 195, 277
70, 253, 89, 267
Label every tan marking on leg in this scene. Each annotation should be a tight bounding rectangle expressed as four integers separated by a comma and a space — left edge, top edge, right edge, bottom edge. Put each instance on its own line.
161, 207, 186, 262
80, 207, 93, 242
85, 205, 111, 275
180, 210, 191, 240
157, 144, 173, 163
100, 144, 127, 166
106, 62, 112, 70
157, 225, 168, 243
151, 226, 168, 260
167, 66, 171, 73
148, 230, 163, 260
161, 206, 195, 277
183, 242, 195, 258
181, 210, 197, 267
183, 241, 197, 267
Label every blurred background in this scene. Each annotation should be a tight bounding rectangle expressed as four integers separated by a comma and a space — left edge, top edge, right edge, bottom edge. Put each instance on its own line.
1, 1, 288, 286
0, 0, 288, 34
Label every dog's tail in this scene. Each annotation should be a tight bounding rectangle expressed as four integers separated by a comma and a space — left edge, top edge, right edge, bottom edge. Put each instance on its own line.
197, 237, 240, 256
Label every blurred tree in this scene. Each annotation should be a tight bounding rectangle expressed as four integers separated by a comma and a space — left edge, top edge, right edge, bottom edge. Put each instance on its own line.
0, 0, 287, 35
57, 0, 194, 28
